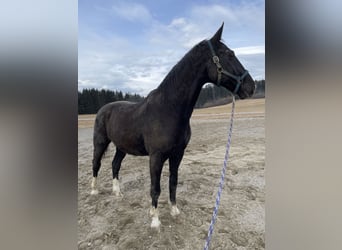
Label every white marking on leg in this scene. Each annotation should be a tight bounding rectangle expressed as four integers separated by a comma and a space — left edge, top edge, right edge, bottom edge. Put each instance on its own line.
90, 177, 98, 195
150, 207, 161, 229
112, 178, 123, 197
170, 205, 180, 217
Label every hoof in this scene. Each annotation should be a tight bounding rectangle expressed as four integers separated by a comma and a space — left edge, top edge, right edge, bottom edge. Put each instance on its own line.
151, 216, 161, 229
112, 179, 123, 197
90, 189, 99, 195
170, 205, 180, 217
149, 207, 161, 230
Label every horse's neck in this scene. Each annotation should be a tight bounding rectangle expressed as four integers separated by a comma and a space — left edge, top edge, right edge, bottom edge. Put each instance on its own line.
156, 49, 208, 119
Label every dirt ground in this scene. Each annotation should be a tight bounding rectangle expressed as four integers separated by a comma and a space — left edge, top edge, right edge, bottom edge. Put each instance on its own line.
78, 99, 265, 250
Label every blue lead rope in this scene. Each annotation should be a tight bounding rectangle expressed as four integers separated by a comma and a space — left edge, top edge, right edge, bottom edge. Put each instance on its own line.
203, 94, 235, 250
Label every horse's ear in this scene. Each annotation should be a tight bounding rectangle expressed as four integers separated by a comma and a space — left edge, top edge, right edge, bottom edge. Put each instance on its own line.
210, 22, 224, 44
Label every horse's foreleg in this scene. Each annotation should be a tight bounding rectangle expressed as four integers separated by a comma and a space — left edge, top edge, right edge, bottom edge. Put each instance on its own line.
169, 149, 184, 216
112, 148, 126, 197
149, 153, 166, 229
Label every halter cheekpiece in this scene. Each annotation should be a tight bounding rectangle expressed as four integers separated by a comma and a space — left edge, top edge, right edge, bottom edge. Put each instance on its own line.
206, 40, 249, 94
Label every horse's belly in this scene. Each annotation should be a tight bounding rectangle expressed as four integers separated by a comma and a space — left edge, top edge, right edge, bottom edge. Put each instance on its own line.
112, 135, 148, 156
121, 145, 148, 156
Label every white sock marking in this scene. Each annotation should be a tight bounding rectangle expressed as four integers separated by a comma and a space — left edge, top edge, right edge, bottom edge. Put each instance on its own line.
90, 189, 98, 195
150, 207, 161, 229
90, 177, 98, 195
151, 216, 161, 228
112, 178, 123, 197
170, 205, 180, 217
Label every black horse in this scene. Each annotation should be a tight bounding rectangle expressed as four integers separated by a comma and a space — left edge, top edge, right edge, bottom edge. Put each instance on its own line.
90, 24, 255, 229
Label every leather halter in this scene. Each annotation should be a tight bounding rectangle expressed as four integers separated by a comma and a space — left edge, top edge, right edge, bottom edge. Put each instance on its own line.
207, 40, 249, 94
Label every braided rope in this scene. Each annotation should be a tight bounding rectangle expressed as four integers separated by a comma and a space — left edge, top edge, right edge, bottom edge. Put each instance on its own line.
203, 95, 235, 250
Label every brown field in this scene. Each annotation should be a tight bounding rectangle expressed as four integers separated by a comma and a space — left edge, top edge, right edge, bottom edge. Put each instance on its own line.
78, 98, 265, 249
78, 99, 265, 128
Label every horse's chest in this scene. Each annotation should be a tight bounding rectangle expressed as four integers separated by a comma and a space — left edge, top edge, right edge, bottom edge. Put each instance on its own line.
144, 123, 191, 152
115, 133, 148, 156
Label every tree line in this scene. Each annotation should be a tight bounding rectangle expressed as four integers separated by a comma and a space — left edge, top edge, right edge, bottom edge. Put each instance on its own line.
194, 79, 265, 108
253, 79, 265, 98
78, 89, 144, 114
78, 80, 265, 114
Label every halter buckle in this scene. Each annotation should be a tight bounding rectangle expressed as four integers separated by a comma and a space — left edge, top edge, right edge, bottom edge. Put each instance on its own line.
212, 56, 220, 64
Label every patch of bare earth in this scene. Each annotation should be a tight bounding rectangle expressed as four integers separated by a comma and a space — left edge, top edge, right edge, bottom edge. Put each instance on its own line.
78, 98, 265, 249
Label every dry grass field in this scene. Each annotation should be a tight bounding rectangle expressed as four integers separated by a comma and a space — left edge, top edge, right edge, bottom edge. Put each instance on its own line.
78, 98, 265, 249
78, 99, 264, 128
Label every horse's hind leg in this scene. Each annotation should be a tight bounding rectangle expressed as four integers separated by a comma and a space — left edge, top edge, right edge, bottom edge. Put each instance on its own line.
112, 148, 126, 197
149, 153, 166, 229
169, 149, 184, 216
91, 137, 110, 195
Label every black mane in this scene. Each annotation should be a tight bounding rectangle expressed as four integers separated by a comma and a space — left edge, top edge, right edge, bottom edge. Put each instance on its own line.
157, 41, 208, 94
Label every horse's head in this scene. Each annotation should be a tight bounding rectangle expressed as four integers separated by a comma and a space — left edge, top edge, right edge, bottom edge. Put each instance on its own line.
206, 23, 255, 99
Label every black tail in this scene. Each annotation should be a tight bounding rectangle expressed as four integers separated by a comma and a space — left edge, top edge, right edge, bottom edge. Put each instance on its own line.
92, 112, 110, 177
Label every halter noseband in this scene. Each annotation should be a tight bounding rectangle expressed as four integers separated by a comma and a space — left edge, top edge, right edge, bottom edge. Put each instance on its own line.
207, 40, 249, 94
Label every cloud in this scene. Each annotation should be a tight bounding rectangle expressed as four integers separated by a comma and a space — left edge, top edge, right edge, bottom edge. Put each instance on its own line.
148, 2, 264, 48
79, 33, 180, 95
234, 46, 265, 55
79, 1, 265, 95
111, 2, 152, 23
191, 4, 239, 24
240, 54, 265, 80
121, 50, 182, 94
78, 79, 100, 89
210, 2, 263, 27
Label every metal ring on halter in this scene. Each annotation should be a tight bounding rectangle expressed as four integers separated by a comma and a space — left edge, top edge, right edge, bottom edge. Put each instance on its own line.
212, 56, 220, 64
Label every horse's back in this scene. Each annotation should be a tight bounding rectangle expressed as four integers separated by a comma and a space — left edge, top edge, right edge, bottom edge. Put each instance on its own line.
97, 101, 136, 113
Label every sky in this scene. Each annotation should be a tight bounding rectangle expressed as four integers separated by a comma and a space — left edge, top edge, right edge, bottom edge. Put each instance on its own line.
78, 0, 265, 96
